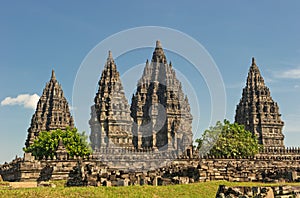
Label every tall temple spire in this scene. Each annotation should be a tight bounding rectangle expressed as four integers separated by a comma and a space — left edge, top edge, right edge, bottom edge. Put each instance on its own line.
89, 51, 133, 150
25, 70, 74, 148
235, 58, 285, 148
130, 41, 193, 151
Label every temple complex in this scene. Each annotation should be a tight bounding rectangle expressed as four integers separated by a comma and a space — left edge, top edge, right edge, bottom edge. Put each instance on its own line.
2, 44, 300, 185
25, 70, 74, 148
89, 51, 133, 150
235, 58, 285, 148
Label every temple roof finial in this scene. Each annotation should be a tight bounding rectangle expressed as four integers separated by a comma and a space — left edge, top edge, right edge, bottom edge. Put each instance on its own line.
51, 69, 56, 81
252, 57, 256, 65
152, 41, 167, 63
156, 40, 162, 48
108, 50, 113, 59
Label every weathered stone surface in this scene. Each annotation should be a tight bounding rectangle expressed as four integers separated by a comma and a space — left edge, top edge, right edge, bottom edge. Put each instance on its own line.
130, 41, 192, 150
25, 70, 74, 148
89, 42, 193, 152
89, 51, 133, 150
37, 181, 56, 188
235, 58, 285, 148
2, 152, 300, 186
216, 185, 300, 198
9, 182, 37, 188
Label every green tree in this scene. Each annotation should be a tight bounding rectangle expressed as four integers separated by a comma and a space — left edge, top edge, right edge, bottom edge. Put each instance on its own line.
24, 128, 92, 159
196, 120, 260, 157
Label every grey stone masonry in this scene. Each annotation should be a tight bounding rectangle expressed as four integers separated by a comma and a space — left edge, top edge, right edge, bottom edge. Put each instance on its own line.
235, 58, 285, 148
2, 147, 300, 184
90, 41, 193, 152
90, 51, 133, 150
130, 41, 193, 151
25, 70, 74, 148
216, 185, 300, 197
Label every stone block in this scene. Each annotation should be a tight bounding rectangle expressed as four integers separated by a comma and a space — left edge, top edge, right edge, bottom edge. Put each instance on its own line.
201, 165, 208, 170
9, 182, 37, 188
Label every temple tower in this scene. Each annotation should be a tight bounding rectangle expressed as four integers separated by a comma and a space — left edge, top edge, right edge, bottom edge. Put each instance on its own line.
130, 41, 193, 151
89, 51, 133, 150
25, 70, 74, 147
235, 58, 285, 148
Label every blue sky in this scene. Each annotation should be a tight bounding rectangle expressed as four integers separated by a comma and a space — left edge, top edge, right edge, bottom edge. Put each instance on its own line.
1, 1, 300, 163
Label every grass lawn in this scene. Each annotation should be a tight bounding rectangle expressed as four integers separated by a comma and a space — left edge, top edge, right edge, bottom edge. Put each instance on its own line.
0, 180, 299, 198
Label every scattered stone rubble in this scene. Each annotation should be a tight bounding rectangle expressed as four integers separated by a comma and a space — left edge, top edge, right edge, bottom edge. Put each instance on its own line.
66, 159, 199, 187
216, 185, 300, 198
65, 155, 300, 187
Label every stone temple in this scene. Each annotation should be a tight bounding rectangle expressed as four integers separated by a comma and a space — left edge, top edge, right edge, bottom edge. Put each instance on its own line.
235, 58, 285, 148
25, 70, 74, 148
90, 41, 193, 152
130, 41, 193, 151
89, 51, 133, 150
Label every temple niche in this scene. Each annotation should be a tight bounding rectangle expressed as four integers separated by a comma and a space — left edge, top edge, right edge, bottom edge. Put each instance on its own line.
235, 58, 285, 148
25, 70, 74, 148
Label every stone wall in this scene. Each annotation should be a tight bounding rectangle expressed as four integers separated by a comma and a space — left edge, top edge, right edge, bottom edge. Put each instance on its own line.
0, 146, 193, 182
92, 146, 193, 171
0, 153, 106, 182
65, 156, 300, 187
197, 157, 300, 182
2, 148, 300, 185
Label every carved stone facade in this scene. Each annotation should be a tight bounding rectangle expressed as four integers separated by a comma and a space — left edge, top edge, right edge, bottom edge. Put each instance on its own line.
130, 41, 193, 150
89, 51, 133, 150
25, 70, 74, 148
90, 41, 193, 152
235, 58, 285, 148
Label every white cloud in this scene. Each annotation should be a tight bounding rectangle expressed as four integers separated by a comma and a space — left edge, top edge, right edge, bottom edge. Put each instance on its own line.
275, 68, 300, 79
1, 94, 40, 110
